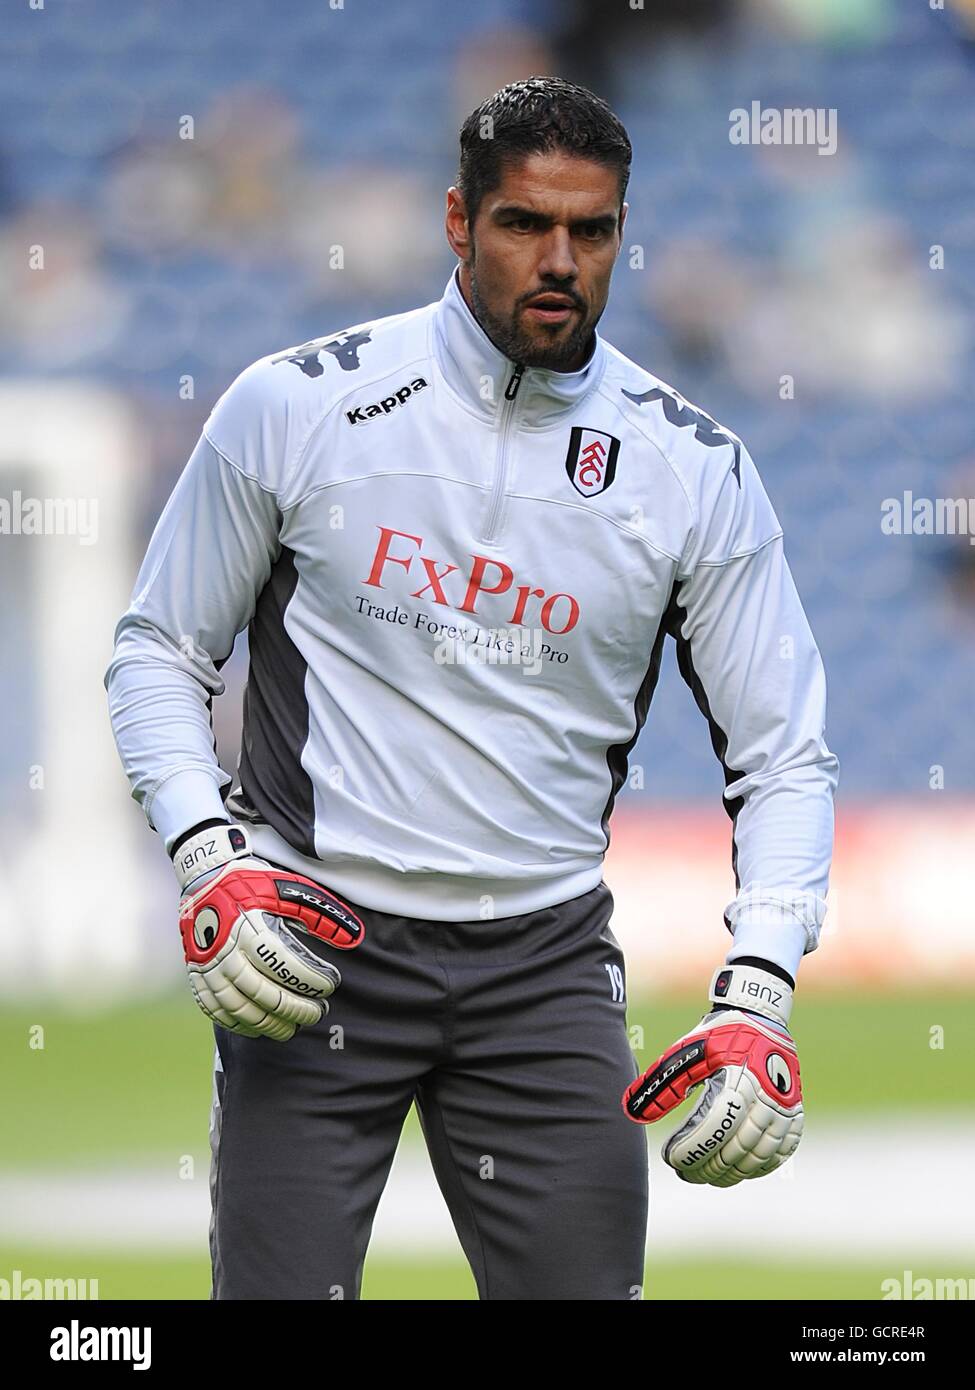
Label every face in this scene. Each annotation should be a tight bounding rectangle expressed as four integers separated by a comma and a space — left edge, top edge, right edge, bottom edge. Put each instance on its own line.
446, 150, 627, 372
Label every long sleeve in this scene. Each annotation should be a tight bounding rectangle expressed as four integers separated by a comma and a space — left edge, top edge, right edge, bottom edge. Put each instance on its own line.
667, 439, 840, 980
105, 391, 283, 854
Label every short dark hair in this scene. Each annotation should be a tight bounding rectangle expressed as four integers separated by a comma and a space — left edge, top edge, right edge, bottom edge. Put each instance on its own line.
456, 77, 632, 228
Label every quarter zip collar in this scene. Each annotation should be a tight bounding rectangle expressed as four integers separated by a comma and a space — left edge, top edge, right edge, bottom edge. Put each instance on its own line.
432, 266, 605, 428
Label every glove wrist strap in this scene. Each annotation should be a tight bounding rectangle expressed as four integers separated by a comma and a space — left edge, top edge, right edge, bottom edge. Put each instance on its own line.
708, 961, 794, 1026
173, 823, 251, 891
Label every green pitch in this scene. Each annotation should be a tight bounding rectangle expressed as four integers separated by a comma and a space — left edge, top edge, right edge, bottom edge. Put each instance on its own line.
1, 990, 970, 1300
1, 990, 970, 1167
1, 1245, 968, 1300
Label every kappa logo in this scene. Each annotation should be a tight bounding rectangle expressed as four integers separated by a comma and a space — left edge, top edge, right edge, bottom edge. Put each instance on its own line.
621, 385, 742, 486
272, 329, 373, 378
346, 377, 428, 425
565, 427, 620, 497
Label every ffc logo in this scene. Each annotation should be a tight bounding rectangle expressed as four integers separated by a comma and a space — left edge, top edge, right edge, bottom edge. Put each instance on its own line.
565, 427, 620, 498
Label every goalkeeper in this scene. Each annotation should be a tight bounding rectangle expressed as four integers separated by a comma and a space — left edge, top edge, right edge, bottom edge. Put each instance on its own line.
105, 78, 837, 1300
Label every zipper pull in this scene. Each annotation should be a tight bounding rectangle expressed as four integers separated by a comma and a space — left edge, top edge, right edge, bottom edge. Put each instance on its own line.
504, 362, 525, 401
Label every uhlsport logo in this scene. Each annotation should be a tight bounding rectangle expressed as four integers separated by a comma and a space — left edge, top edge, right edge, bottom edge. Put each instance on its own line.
565, 427, 620, 497
192, 906, 219, 951
253, 943, 327, 997
766, 1053, 792, 1094
346, 377, 428, 425
679, 1098, 743, 1164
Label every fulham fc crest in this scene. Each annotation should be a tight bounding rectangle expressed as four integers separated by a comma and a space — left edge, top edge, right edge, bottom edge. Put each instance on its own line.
565, 427, 620, 497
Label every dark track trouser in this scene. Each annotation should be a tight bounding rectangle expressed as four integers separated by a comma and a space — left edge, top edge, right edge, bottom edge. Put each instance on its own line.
208, 880, 649, 1300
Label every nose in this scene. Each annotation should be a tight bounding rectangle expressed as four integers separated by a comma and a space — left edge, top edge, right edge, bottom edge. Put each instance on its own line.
535, 225, 579, 285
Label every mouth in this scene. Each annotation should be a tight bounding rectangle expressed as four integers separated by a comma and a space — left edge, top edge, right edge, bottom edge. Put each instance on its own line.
523, 294, 579, 326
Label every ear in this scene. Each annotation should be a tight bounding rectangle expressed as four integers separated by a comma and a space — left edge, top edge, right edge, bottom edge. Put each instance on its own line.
445, 186, 473, 264
617, 201, 629, 250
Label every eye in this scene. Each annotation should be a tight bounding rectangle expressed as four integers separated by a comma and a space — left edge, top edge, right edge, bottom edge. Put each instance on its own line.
509, 216, 535, 232
578, 223, 607, 241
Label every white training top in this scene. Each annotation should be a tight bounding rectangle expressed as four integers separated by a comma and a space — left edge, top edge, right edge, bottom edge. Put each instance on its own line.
105, 268, 839, 976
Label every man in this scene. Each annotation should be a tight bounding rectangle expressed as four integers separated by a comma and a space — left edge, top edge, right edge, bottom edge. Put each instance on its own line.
105, 77, 838, 1300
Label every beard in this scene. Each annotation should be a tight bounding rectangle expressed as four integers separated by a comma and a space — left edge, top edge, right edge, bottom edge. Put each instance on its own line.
468, 254, 599, 372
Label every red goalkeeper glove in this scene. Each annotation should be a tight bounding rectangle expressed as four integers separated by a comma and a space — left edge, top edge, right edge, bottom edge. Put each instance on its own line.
622, 959, 802, 1186
173, 821, 364, 1041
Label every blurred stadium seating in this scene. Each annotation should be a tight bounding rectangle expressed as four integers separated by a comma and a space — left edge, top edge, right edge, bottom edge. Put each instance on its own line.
2, 0, 973, 802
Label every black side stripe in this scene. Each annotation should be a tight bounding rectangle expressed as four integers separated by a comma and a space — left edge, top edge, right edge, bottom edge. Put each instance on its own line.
600, 580, 747, 897
600, 577, 681, 848
668, 594, 746, 893
232, 545, 317, 858
210, 651, 232, 809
